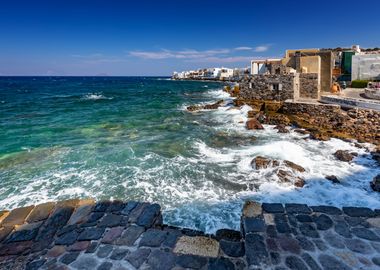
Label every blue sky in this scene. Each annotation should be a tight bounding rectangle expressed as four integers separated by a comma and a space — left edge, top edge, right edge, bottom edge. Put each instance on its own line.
1, 0, 379, 76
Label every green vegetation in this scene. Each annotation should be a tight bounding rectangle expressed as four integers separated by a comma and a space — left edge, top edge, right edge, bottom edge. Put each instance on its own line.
351, 80, 369, 88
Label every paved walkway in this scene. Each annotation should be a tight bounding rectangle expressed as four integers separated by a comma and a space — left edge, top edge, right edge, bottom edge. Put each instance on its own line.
0, 199, 380, 269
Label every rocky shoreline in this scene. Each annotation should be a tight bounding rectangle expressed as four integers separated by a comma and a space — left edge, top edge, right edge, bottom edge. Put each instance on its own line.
1, 199, 380, 269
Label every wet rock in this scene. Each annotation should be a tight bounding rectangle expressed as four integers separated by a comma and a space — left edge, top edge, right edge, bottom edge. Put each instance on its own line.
310, 132, 330, 141
262, 203, 284, 213
187, 100, 223, 111
215, 229, 242, 241
275, 124, 289, 133
176, 254, 207, 269
208, 257, 235, 270
294, 129, 310, 135
285, 255, 308, 270
251, 156, 278, 169
246, 118, 264, 130
370, 174, 380, 192
334, 150, 355, 162
325, 175, 340, 184
125, 248, 151, 268
277, 170, 305, 187
283, 160, 305, 173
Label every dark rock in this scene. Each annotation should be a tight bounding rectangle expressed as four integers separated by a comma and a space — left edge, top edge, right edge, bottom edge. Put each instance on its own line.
275, 124, 289, 133
343, 207, 374, 217
96, 244, 113, 258
115, 225, 144, 245
93, 201, 111, 212
6, 222, 42, 243
313, 239, 328, 251
311, 205, 342, 215
372, 257, 380, 266
136, 203, 161, 228
283, 160, 305, 172
98, 214, 122, 228
244, 217, 265, 233
60, 252, 80, 265
278, 236, 301, 254
318, 254, 352, 270
251, 156, 278, 169
98, 262, 113, 270
176, 254, 207, 269
147, 249, 176, 270
323, 232, 345, 249
285, 203, 311, 214
296, 214, 313, 223
139, 229, 167, 247
215, 229, 241, 241
125, 248, 151, 268
314, 214, 333, 230
371, 174, 380, 192
245, 233, 269, 266
120, 201, 139, 215
246, 118, 264, 130
344, 238, 373, 254
285, 256, 308, 270
220, 240, 245, 257
25, 259, 46, 270
109, 248, 129, 260
262, 203, 284, 213
187, 100, 224, 111
266, 238, 279, 251
351, 228, 380, 241
208, 257, 235, 270
85, 241, 98, 253
55, 230, 79, 245
277, 170, 305, 187
270, 252, 281, 265
325, 175, 340, 184
334, 150, 354, 162
301, 253, 322, 270
107, 200, 126, 213
78, 227, 105, 241
299, 223, 319, 238
296, 236, 315, 251
334, 220, 352, 238
310, 132, 330, 141
86, 212, 104, 223
274, 214, 291, 233
162, 230, 181, 248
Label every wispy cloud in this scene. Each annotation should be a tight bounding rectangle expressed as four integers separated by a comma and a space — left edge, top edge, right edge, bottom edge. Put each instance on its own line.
71, 53, 126, 64
129, 45, 271, 63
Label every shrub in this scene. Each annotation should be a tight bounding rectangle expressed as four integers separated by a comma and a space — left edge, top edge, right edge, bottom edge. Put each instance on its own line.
351, 80, 369, 88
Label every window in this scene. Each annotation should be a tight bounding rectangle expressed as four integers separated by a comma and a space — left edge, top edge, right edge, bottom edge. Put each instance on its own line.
271, 83, 282, 91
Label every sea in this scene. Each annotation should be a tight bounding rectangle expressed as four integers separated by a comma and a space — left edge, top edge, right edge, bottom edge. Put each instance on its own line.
0, 76, 379, 233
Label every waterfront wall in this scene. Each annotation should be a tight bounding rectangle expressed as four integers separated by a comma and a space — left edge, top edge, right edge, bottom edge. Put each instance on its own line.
1, 199, 380, 269
299, 73, 320, 99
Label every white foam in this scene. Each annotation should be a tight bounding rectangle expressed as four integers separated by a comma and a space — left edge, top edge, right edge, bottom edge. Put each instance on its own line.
82, 93, 112, 100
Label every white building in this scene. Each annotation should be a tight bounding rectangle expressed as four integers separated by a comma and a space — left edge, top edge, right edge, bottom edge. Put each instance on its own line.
220, 68, 234, 79
352, 54, 380, 81
251, 59, 282, 75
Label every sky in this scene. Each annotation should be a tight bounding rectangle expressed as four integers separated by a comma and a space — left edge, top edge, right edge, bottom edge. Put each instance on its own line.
0, 0, 379, 76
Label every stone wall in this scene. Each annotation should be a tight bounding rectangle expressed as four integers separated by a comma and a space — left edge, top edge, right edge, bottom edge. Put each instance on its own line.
1, 199, 380, 269
299, 73, 320, 99
239, 74, 295, 101
282, 101, 341, 116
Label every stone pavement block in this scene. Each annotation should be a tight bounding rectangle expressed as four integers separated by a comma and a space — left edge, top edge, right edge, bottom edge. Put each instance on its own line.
96, 244, 113, 258
318, 254, 352, 270
125, 248, 151, 268
262, 203, 284, 213
301, 253, 322, 270
55, 230, 80, 245
115, 225, 144, 245
147, 249, 176, 270
70, 254, 99, 269
367, 217, 380, 228
139, 229, 167, 247
208, 257, 235, 270
93, 201, 112, 212
285, 255, 308, 270
311, 205, 342, 215
245, 233, 269, 266
25, 258, 46, 270
67, 241, 90, 251
0, 240, 32, 255
6, 221, 42, 242
107, 200, 126, 213
174, 236, 219, 258
314, 214, 333, 230
244, 217, 265, 233
343, 207, 375, 217
120, 201, 139, 216
215, 229, 241, 241
299, 223, 319, 238
98, 213, 122, 228
285, 203, 311, 214
136, 203, 161, 228
344, 238, 373, 254
242, 201, 262, 217
220, 239, 245, 257
277, 236, 301, 254
26, 202, 55, 223
47, 245, 66, 257
1, 205, 34, 227
101, 226, 124, 244
67, 204, 93, 225
128, 203, 149, 223
351, 227, 380, 241
176, 254, 207, 269
78, 227, 105, 241
109, 247, 129, 260
274, 214, 291, 234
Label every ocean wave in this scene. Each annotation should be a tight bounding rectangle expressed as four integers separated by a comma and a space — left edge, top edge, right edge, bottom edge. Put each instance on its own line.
82, 93, 113, 100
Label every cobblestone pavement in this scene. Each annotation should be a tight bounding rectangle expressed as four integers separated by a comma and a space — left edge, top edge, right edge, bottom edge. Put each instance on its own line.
0, 199, 380, 270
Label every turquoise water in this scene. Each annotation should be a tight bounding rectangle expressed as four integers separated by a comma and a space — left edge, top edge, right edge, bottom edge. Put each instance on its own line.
1, 77, 379, 233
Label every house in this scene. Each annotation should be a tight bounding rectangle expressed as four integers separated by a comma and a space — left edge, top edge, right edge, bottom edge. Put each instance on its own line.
352, 54, 380, 81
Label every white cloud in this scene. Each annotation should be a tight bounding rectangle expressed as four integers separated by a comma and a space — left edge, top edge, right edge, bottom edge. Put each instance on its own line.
254, 46, 270, 52
234, 46, 253, 51
129, 49, 231, 60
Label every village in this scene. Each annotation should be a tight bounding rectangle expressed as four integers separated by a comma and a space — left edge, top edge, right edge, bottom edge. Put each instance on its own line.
173, 45, 380, 111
